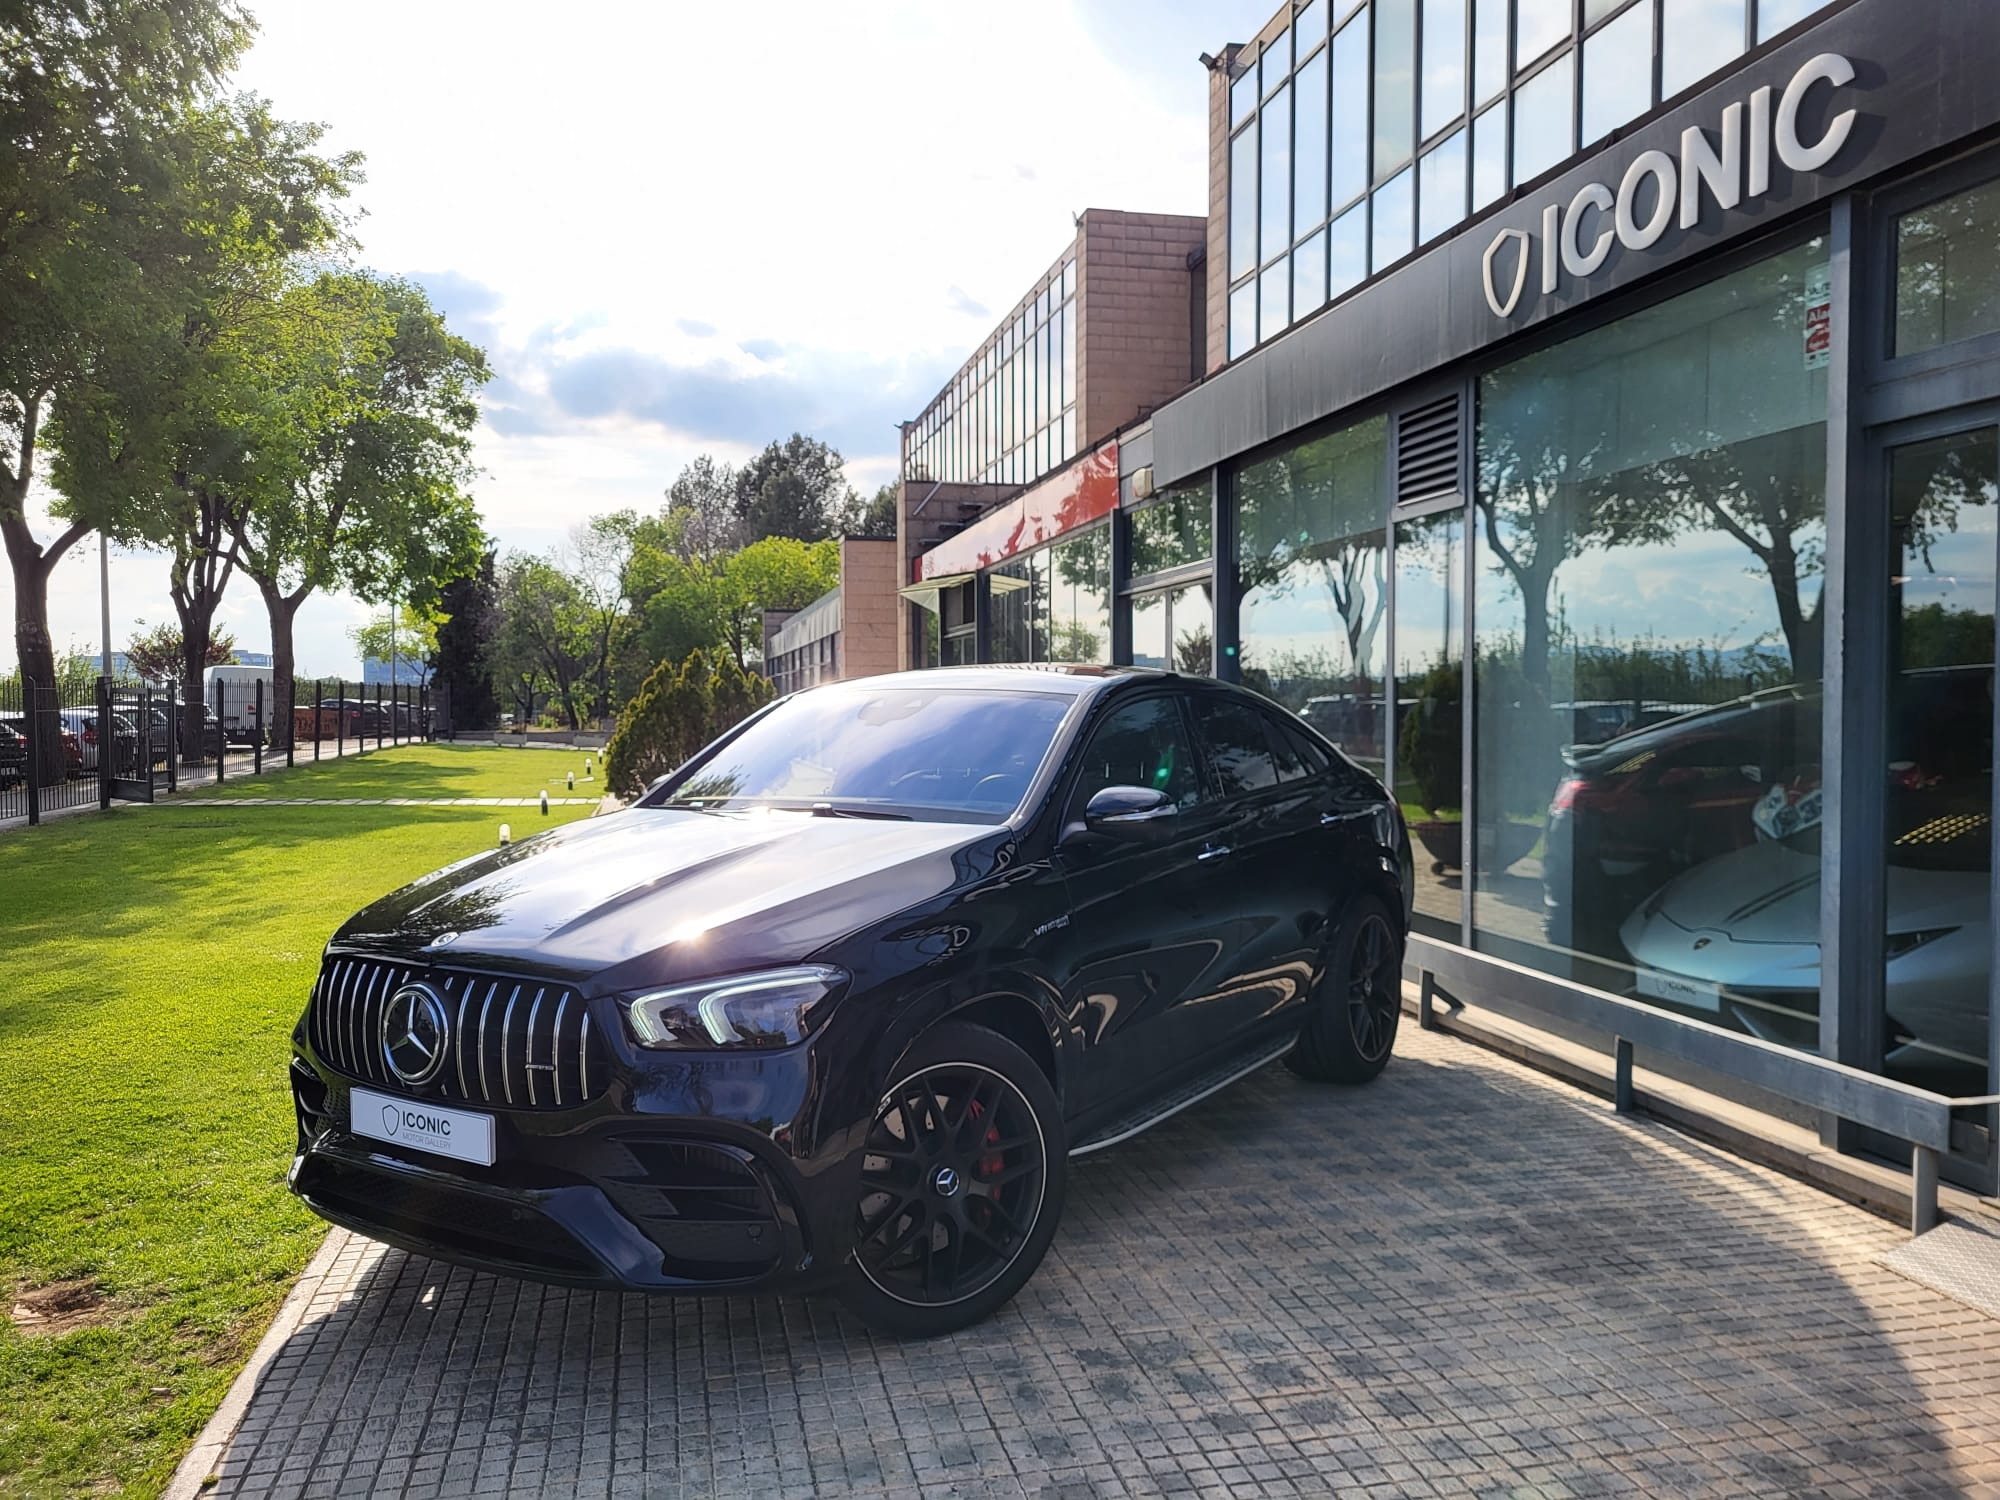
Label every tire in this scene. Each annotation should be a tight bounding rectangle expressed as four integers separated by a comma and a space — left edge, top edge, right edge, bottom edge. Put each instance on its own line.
838, 1021, 1066, 1338
1287, 894, 1404, 1085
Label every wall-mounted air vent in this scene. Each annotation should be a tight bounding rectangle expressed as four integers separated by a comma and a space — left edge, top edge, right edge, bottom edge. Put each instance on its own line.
1394, 393, 1463, 509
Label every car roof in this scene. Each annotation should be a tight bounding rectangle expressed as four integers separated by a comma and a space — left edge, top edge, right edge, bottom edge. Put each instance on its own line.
825, 665, 1180, 700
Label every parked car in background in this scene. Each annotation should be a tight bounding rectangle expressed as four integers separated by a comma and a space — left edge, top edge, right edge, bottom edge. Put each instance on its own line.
2, 717, 83, 776
56, 710, 144, 775
0, 721, 24, 788
1542, 684, 1821, 954
289, 666, 1414, 1337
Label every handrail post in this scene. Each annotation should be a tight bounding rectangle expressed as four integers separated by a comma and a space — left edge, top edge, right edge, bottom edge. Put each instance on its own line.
1419, 970, 1438, 1032
1614, 1038, 1635, 1115
1912, 1145, 1940, 1235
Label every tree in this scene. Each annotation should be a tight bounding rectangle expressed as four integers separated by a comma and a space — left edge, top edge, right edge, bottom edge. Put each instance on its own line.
733, 434, 856, 543
227, 271, 487, 746
493, 553, 593, 729
658, 454, 743, 563
566, 514, 634, 719
125, 619, 235, 685
47, 99, 360, 756
603, 649, 774, 799
720, 536, 841, 667
836, 482, 898, 540
433, 550, 500, 731
351, 605, 439, 684
2, 0, 254, 776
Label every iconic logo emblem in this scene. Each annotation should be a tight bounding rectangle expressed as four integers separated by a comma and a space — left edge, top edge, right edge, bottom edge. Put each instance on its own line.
382, 982, 450, 1087
1482, 228, 1532, 319
931, 1166, 962, 1198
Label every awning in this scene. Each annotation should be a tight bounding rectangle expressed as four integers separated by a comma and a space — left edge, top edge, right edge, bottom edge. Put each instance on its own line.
898, 574, 973, 613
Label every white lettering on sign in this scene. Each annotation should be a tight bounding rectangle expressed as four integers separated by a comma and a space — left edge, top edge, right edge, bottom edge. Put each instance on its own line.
1483, 53, 1860, 319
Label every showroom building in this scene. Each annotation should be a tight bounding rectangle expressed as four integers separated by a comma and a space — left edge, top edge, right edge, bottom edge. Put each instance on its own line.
902, 0, 1999, 1191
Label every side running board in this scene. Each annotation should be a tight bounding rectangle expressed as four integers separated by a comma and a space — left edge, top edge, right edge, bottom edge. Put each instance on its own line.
1068, 1039, 1295, 1158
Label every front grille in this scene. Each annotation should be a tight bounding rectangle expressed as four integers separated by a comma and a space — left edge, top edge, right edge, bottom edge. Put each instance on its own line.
307, 957, 612, 1110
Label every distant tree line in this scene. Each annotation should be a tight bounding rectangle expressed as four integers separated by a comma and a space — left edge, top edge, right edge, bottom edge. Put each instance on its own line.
426, 435, 897, 732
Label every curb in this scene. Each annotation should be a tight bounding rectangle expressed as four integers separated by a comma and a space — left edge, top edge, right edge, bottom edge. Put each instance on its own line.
162, 1229, 352, 1500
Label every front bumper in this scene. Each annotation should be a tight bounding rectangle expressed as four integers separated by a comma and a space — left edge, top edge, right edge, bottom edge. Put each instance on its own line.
288, 1026, 856, 1296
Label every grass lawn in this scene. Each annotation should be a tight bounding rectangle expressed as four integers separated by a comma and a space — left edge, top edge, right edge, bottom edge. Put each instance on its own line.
189, 740, 605, 802
0, 748, 598, 1498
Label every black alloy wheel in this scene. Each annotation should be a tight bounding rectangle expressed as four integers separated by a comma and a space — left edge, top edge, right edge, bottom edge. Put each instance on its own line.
1287, 894, 1403, 1085
1345, 908, 1402, 1065
841, 1022, 1065, 1337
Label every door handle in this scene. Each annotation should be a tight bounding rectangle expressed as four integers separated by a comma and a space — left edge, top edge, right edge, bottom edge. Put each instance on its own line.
1199, 844, 1233, 862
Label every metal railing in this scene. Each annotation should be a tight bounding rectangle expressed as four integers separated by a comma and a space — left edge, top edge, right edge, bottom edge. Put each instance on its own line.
3, 671, 450, 827
1411, 936, 1995, 1237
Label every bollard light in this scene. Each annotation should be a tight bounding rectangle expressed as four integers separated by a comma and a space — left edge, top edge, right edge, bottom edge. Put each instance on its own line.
567, 771, 575, 790
540, 789, 549, 815
499, 823, 512, 846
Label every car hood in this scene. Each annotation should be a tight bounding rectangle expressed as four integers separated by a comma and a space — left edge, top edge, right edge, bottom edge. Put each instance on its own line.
1628, 840, 1991, 944
331, 807, 1003, 987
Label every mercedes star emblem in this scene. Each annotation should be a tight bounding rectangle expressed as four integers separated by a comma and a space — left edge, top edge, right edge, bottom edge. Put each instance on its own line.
382, 981, 451, 1087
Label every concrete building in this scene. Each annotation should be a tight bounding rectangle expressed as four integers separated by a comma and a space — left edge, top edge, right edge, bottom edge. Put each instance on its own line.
762, 538, 900, 695
896, 209, 1208, 669
891, 0, 2000, 1194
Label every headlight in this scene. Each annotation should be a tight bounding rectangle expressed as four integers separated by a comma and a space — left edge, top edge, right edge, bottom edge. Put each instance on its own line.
624, 966, 847, 1050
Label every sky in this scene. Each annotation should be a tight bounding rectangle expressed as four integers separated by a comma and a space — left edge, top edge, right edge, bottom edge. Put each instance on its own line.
13, 0, 1274, 678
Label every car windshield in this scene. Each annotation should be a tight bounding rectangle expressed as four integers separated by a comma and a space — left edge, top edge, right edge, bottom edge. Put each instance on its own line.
649, 686, 1075, 822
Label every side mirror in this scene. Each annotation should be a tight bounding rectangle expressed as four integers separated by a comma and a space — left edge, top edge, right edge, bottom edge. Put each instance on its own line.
1082, 785, 1179, 841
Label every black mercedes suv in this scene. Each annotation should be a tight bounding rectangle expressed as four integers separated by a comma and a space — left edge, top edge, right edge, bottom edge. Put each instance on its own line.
289, 667, 1413, 1336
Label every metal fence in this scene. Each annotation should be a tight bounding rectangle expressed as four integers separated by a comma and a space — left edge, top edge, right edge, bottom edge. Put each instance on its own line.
1, 674, 445, 827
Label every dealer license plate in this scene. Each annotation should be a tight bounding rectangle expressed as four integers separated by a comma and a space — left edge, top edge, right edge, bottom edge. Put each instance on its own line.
1635, 968, 1722, 1013
350, 1087, 496, 1166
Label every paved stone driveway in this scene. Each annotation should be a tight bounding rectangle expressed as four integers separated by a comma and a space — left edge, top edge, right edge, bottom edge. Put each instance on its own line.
197, 1028, 2000, 1499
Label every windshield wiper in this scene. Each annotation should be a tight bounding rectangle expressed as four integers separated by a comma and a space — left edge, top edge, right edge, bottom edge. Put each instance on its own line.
808, 803, 913, 821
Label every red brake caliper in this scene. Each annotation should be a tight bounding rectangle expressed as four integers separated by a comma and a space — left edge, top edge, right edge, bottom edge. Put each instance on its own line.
968, 1099, 1005, 1183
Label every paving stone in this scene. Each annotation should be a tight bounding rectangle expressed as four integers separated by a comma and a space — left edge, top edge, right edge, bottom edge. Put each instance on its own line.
200, 1028, 2000, 1498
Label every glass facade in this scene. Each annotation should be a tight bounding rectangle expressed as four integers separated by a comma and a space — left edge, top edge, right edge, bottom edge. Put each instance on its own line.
1237, 416, 1391, 781
1394, 507, 1464, 943
1224, 0, 1841, 358
1880, 431, 1994, 1097
988, 528, 1111, 666
904, 253, 1078, 488
1473, 238, 1829, 1040
1895, 177, 2000, 358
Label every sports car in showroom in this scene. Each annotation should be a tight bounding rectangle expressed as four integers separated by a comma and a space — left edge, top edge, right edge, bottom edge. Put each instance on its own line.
288, 667, 1414, 1336
1619, 768, 1992, 1086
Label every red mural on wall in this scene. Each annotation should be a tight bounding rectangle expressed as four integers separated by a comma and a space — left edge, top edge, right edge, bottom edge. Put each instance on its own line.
913, 442, 1120, 583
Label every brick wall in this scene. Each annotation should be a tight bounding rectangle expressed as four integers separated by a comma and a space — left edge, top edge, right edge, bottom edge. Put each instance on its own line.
1205, 47, 1240, 377
836, 539, 900, 681
1076, 209, 1209, 450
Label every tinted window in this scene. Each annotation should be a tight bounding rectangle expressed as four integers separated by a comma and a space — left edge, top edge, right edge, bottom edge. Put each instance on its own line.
1270, 714, 1336, 780
1069, 697, 1206, 816
1194, 698, 1282, 795
660, 688, 1073, 821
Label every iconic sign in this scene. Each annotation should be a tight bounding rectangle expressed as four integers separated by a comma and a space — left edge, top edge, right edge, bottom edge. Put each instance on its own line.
1483, 52, 1859, 319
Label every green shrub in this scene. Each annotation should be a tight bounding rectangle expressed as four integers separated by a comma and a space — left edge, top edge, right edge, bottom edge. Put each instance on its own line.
605, 651, 774, 798
1397, 659, 1462, 818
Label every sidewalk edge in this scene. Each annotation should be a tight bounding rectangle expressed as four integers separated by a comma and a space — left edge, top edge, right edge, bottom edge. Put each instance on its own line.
161, 1228, 350, 1500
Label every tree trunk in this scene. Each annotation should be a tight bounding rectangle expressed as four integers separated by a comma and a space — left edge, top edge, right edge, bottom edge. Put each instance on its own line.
3, 504, 87, 789
261, 584, 304, 752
